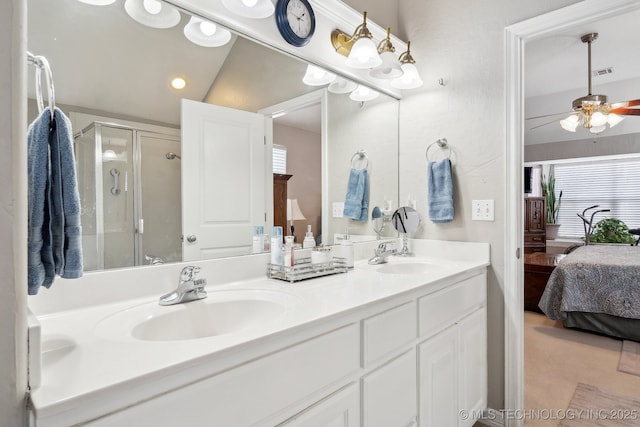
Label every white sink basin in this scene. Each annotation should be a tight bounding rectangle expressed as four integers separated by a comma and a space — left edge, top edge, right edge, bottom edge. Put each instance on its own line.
358, 257, 447, 275
95, 290, 294, 342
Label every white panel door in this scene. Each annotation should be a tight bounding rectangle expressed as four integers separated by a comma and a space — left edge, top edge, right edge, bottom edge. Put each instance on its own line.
181, 99, 265, 261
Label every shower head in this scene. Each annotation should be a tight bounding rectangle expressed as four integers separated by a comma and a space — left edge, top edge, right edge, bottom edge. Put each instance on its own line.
165, 152, 181, 160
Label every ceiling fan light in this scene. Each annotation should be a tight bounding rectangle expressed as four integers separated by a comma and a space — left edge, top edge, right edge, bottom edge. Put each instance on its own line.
590, 124, 606, 134
559, 114, 579, 132
124, 0, 180, 28
607, 113, 624, 128
346, 37, 382, 69
302, 64, 337, 86
221, 0, 274, 19
590, 111, 608, 127
184, 16, 232, 47
349, 84, 379, 102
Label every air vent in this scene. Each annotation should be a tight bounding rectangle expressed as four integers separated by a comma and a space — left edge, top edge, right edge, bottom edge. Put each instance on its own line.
592, 67, 614, 77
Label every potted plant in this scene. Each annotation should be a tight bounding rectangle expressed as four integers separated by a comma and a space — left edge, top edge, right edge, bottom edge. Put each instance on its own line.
589, 218, 636, 244
541, 173, 563, 239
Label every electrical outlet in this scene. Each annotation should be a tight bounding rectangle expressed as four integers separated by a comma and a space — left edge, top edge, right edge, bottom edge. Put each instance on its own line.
472, 199, 495, 221
332, 202, 344, 218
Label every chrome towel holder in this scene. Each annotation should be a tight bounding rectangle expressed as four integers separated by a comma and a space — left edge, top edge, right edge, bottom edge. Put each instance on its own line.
350, 149, 369, 170
426, 138, 451, 162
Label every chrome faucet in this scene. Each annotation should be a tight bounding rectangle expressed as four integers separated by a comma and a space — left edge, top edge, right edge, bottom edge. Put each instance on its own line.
145, 255, 165, 265
159, 266, 207, 306
368, 242, 397, 265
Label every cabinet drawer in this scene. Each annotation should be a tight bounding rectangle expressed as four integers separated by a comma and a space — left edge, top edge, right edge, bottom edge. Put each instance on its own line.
279, 383, 360, 426
363, 301, 417, 366
362, 349, 417, 427
418, 274, 485, 337
524, 234, 546, 243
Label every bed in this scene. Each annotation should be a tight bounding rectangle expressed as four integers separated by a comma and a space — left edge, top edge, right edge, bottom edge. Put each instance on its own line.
538, 244, 640, 342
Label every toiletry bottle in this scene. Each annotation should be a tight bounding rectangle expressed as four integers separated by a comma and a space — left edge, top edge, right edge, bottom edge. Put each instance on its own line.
340, 237, 354, 268
270, 226, 283, 265
252, 225, 264, 254
284, 235, 295, 267
303, 225, 316, 249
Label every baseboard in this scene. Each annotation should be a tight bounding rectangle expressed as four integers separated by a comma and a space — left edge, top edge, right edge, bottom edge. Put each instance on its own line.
476, 408, 505, 427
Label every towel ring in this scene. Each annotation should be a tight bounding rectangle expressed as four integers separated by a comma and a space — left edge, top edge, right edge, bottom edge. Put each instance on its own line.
350, 150, 368, 170
28, 52, 55, 119
426, 138, 450, 162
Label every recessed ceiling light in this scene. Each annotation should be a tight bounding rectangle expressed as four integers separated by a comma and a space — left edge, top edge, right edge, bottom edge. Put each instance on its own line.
170, 77, 187, 90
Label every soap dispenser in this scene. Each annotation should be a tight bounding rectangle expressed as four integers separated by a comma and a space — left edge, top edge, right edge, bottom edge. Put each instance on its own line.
303, 225, 316, 249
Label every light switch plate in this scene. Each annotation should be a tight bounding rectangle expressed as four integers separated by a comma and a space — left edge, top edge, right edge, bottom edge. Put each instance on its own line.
332, 202, 344, 218
472, 199, 495, 221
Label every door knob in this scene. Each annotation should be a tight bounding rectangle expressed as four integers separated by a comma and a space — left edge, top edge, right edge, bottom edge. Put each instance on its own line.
187, 235, 197, 243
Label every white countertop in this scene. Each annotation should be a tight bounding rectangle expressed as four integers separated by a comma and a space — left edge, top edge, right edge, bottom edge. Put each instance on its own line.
28, 239, 489, 426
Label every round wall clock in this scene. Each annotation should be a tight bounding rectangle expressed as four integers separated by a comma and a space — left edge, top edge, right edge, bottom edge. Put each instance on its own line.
275, 0, 316, 47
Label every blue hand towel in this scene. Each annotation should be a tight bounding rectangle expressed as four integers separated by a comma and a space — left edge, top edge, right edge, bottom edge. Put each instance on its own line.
343, 168, 369, 222
28, 108, 83, 295
428, 158, 454, 223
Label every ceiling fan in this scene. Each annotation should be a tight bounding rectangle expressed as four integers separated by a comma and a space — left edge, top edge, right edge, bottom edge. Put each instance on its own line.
529, 32, 640, 134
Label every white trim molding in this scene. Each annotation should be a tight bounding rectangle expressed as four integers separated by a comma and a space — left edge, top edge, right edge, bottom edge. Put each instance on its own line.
504, 2, 640, 427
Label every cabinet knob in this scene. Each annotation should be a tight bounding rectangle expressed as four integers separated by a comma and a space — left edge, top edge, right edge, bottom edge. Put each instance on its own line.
187, 235, 197, 243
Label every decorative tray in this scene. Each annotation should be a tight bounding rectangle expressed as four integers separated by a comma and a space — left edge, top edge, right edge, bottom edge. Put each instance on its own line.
267, 257, 348, 283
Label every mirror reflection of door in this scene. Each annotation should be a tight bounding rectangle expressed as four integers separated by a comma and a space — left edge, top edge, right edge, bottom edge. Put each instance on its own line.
181, 99, 266, 260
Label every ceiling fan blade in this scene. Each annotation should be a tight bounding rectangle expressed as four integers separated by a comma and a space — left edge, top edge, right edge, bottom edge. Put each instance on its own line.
610, 98, 640, 109
610, 108, 640, 116
526, 111, 572, 120
529, 118, 559, 130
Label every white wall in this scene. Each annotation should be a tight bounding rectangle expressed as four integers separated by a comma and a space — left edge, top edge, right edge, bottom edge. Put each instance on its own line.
0, 0, 28, 424
393, 0, 581, 410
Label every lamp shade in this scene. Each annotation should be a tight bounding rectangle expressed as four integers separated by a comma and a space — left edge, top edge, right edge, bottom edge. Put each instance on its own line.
345, 37, 382, 69
559, 114, 579, 132
287, 199, 306, 221
124, 0, 180, 28
607, 113, 624, 128
328, 77, 358, 94
221, 0, 275, 19
390, 63, 423, 89
370, 51, 403, 79
349, 85, 379, 102
302, 64, 337, 86
184, 17, 232, 47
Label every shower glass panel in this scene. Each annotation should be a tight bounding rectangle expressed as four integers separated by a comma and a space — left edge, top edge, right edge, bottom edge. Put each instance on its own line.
74, 122, 181, 270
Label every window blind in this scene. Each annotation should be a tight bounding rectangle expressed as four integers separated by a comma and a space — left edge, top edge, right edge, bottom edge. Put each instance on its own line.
273, 144, 287, 174
554, 158, 640, 238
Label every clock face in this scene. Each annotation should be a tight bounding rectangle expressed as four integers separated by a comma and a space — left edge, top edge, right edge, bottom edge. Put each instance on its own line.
275, 0, 315, 47
286, 0, 312, 38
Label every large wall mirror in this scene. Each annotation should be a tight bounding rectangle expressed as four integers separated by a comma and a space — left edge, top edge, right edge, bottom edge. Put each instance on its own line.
27, 0, 399, 272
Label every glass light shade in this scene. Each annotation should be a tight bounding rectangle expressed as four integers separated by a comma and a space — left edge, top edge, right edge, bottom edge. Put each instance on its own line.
390, 63, 423, 89
184, 17, 232, 47
607, 113, 624, 128
345, 38, 382, 69
77, 0, 116, 5
590, 111, 608, 127
328, 77, 358, 94
124, 0, 180, 28
590, 124, 606, 134
302, 65, 337, 86
369, 51, 403, 79
349, 85, 379, 102
221, 0, 274, 19
102, 150, 118, 161
559, 114, 579, 132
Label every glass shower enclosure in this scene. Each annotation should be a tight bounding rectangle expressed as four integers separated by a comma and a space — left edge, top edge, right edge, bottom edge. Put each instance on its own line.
74, 121, 182, 271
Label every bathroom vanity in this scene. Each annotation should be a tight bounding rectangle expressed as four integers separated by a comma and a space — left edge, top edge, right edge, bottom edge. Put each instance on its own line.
28, 239, 489, 427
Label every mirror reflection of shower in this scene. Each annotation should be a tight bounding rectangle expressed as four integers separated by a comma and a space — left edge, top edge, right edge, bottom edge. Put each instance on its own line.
73, 120, 182, 271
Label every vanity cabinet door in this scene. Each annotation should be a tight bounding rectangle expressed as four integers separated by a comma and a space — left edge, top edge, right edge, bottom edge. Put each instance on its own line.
418, 325, 458, 427
279, 383, 360, 427
458, 308, 487, 427
362, 348, 417, 427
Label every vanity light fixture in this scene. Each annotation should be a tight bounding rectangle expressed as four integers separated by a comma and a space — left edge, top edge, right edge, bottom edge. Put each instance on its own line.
349, 84, 379, 102
369, 28, 403, 79
331, 12, 382, 69
390, 41, 423, 89
170, 76, 187, 90
184, 16, 232, 47
328, 77, 358, 94
76, 0, 116, 5
221, 0, 275, 19
124, 0, 180, 29
302, 64, 337, 86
